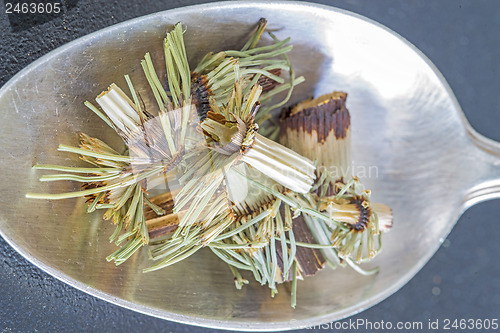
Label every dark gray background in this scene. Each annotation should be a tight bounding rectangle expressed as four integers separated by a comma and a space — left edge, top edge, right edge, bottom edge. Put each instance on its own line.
1, 0, 499, 332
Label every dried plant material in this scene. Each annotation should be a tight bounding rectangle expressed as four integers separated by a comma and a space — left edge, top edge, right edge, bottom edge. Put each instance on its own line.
26, 18, 394, 309
316, 177, 393, 262
276, 216, 326, 280
27, 23, 198, 265
192, 18, 305, 126
281, 91, 351, 187
281, 92, 393, 270
143, 78, 318, 276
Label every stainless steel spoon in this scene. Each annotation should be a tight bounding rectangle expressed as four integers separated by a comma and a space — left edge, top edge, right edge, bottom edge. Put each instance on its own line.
1, 1, 499, 331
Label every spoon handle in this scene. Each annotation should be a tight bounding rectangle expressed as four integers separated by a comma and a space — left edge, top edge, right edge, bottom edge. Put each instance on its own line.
462, 128, 500, 209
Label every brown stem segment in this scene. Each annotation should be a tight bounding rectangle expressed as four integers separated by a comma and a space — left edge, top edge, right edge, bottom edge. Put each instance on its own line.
144, 191, 179, 239
280, 92, 351, 195
275, 215, 326, 282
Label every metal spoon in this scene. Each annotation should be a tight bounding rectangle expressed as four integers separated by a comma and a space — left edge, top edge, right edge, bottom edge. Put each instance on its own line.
0, 1, 499, 331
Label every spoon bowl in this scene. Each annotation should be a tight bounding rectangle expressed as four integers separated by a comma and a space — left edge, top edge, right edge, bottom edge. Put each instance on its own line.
1, 1, 499, 331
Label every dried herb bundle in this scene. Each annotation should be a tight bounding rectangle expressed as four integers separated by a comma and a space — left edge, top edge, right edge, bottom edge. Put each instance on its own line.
27, 19, 393, 308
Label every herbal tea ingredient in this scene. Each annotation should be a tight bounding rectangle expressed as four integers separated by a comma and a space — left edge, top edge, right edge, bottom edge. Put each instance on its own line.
26, 19, 392, 307
280, 93, 392, 264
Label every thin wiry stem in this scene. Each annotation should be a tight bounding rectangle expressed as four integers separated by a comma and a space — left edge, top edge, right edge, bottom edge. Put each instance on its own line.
291, 261, 298, 308
33, 164, 121, 174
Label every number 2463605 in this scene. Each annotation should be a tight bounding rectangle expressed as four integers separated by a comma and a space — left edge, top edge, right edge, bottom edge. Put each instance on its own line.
5, 3, 61, 14
443, 319, 498, 330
